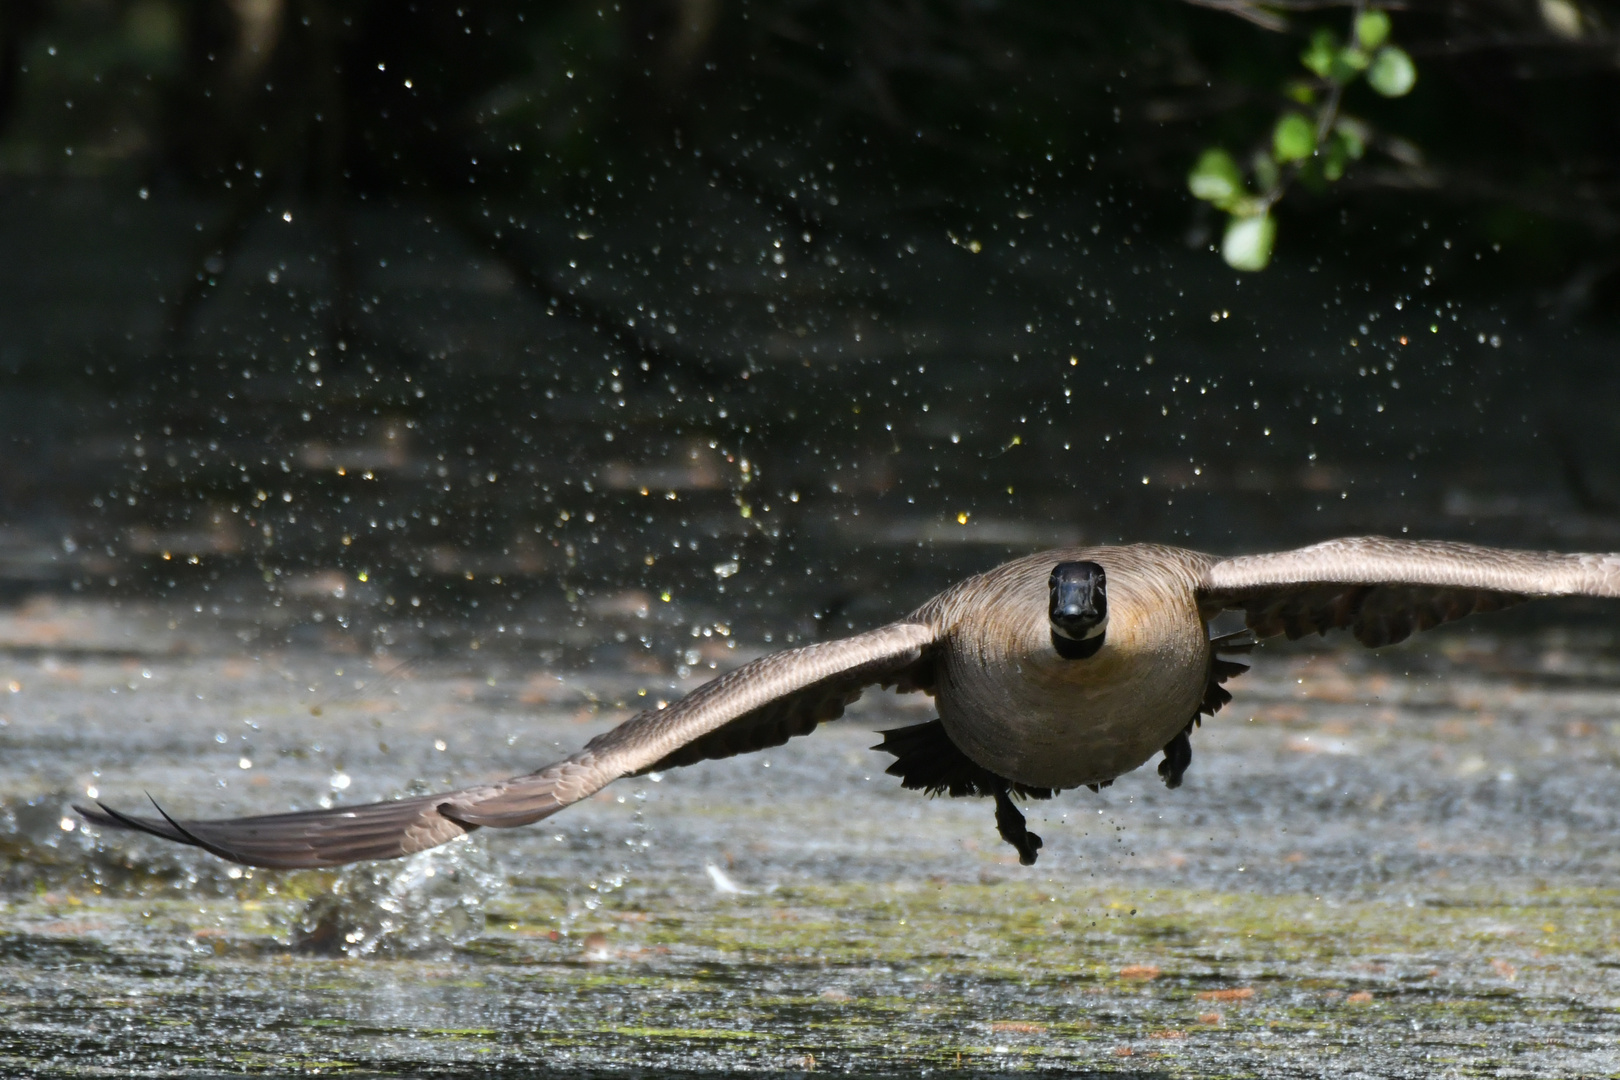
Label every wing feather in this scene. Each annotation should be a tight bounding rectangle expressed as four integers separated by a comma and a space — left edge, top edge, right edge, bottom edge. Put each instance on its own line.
76, 621, 937, 869
1201, 537, 1620, 646
637, 637, 935, 772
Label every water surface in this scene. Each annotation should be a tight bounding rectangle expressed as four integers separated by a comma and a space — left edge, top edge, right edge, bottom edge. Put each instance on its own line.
4, 598, 1619, 1077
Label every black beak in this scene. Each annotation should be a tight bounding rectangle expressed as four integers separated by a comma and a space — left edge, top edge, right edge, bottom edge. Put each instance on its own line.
1049, 561, 1107, 659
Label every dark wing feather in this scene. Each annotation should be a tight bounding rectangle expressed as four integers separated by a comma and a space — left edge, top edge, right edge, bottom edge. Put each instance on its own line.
77, 621, 937, 869
76, 793, 468, 870
640, 643, 934, 771
1200, 537, 1620, 647
73, 759, 597, 870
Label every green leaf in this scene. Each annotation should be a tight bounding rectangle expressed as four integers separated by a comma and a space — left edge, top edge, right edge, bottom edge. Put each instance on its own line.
1301, 28, 1339, 78
1187, 148, 1246, 209
1251, 150, 1279, 194
1354, 10, 1391, 50
1222, 213, 1277, 272
1322, 140, 1348, 182
1367, 45, 1416, 96
1333, 117, 1368, 160
1331, 45, 1372, 82
1284, 79, 1317, 106
1272, 112, 1316, 164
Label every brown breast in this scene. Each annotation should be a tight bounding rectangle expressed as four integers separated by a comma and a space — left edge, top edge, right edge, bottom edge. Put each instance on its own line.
914, 545, 1215, 789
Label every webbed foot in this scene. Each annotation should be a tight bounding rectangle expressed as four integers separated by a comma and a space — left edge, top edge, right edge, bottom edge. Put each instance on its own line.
1158, 727, 1192, 789
992, 784, 1042, 865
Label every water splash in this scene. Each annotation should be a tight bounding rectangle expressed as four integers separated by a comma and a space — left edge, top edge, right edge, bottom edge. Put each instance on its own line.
292, 834, 504, 956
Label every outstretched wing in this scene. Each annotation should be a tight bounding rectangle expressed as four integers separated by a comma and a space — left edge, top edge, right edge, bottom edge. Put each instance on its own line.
1200, 537, 1620, 647
76, 621, 938, 869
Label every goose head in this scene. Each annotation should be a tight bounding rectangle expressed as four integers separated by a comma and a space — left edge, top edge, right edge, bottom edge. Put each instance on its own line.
1048, 560, 1108, 659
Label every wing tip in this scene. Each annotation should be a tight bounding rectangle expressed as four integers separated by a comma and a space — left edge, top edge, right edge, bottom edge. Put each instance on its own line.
71, 801, 111, 826
73, 798, 193, 845
73, 797, 276, 867
143, 794, 258, 865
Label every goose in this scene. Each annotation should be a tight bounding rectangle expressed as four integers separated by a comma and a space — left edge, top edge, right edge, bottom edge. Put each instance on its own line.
77, 536, 1620, 868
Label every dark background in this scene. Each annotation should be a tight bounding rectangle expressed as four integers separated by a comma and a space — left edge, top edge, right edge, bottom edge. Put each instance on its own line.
3, 0, 1619, 664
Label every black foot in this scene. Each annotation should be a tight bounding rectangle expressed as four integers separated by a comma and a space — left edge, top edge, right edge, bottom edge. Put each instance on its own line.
873, 720, 1054, 863
1158, 728, 1192, 789
992, 785, 1042, 865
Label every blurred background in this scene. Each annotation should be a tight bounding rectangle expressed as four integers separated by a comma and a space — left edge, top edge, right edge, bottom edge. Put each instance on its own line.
2, 0, 1619, 660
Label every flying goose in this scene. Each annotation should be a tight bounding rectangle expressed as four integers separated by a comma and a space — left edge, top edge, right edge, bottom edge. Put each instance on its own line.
78, 537, 1620, 868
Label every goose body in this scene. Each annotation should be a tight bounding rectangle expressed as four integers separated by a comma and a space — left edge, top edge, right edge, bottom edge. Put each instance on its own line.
79, 536, 1620, 868
921, 545, 1212, 790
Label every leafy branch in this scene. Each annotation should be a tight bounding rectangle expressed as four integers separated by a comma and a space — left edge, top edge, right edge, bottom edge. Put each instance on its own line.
1188, 7, 1417, 270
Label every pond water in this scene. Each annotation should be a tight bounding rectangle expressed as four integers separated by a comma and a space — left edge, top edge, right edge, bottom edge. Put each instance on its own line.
4, 175, 1620, 1077
4, 606, 1620, 1076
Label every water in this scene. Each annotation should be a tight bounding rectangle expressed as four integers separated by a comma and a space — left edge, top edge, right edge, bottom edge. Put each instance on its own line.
4, 601, 1620, 1076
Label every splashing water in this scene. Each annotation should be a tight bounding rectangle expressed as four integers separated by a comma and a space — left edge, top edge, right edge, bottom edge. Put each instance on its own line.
293, 835, 503, 957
